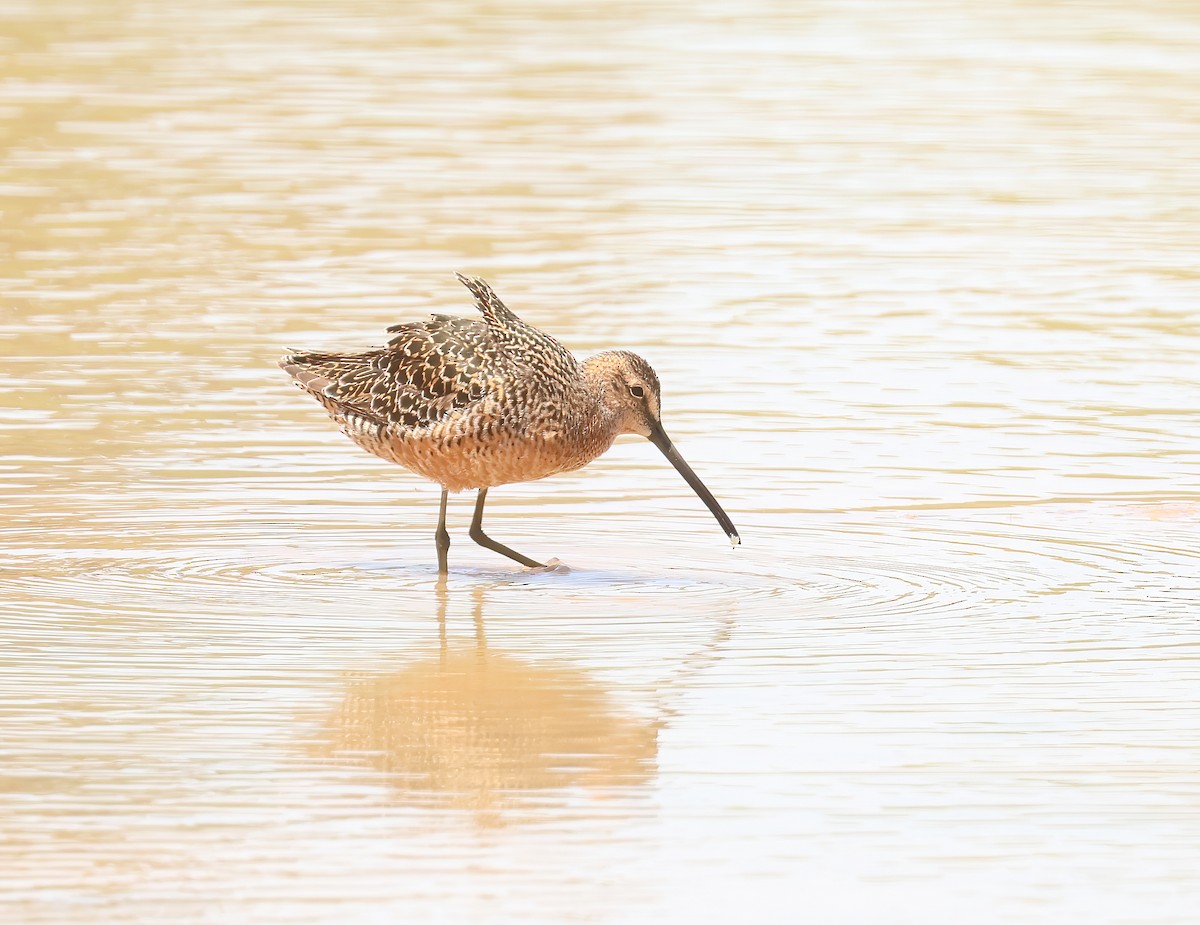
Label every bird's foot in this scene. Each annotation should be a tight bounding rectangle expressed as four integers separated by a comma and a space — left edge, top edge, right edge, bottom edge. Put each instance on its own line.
527, 557, 571, 574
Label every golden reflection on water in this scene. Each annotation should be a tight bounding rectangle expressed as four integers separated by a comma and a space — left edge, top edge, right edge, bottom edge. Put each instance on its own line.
317, 586, 658, 822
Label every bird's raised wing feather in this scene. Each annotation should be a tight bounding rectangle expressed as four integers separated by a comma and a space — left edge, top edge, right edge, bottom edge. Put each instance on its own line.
454, 273, 578, 385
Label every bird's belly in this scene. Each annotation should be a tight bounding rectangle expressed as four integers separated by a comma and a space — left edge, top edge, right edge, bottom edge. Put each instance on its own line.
348, 425, 609, 493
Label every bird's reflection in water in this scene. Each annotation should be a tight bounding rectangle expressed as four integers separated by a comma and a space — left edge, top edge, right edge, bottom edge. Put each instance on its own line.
315, 583, 659, 823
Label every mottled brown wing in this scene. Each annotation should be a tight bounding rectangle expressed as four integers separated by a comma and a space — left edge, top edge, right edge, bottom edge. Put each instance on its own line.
454, 274, 578, 384
280, 314, 500, 431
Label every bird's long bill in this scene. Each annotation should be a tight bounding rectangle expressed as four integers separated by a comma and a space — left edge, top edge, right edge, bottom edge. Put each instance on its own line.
648, 422, 741, 546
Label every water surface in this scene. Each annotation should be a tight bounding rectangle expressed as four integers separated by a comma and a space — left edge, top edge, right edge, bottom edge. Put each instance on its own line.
2, 2, 1199, 922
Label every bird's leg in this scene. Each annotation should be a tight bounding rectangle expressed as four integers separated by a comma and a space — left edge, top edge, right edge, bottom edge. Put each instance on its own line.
469, 488, 545, 568
435, 488, 450, 575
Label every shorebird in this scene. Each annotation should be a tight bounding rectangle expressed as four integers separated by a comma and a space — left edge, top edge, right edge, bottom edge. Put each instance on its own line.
280, 273, 740, 573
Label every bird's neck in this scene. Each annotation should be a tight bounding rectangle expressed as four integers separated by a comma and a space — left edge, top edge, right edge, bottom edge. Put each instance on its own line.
576, 357, 625, 446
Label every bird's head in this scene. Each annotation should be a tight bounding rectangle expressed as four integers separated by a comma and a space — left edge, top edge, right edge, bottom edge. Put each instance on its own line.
582, 350, 740, 547
582, 350, 662, 437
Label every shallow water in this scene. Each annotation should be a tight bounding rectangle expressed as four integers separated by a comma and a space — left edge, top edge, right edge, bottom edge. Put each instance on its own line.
2, 1, 1199, 922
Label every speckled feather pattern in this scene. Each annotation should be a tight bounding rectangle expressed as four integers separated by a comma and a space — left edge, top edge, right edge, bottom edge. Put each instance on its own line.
280, 274, 654, 493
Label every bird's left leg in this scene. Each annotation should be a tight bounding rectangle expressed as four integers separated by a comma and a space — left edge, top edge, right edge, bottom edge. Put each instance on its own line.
468, 488, 544, 568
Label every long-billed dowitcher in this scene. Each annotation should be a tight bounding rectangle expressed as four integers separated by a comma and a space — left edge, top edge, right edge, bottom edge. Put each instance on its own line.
280, 273, 739, 573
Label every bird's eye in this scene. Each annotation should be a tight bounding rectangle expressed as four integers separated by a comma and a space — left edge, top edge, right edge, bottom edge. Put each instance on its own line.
629, 385, 645, 398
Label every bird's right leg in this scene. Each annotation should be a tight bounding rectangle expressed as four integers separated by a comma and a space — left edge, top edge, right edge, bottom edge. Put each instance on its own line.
435, 488, 450, 575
